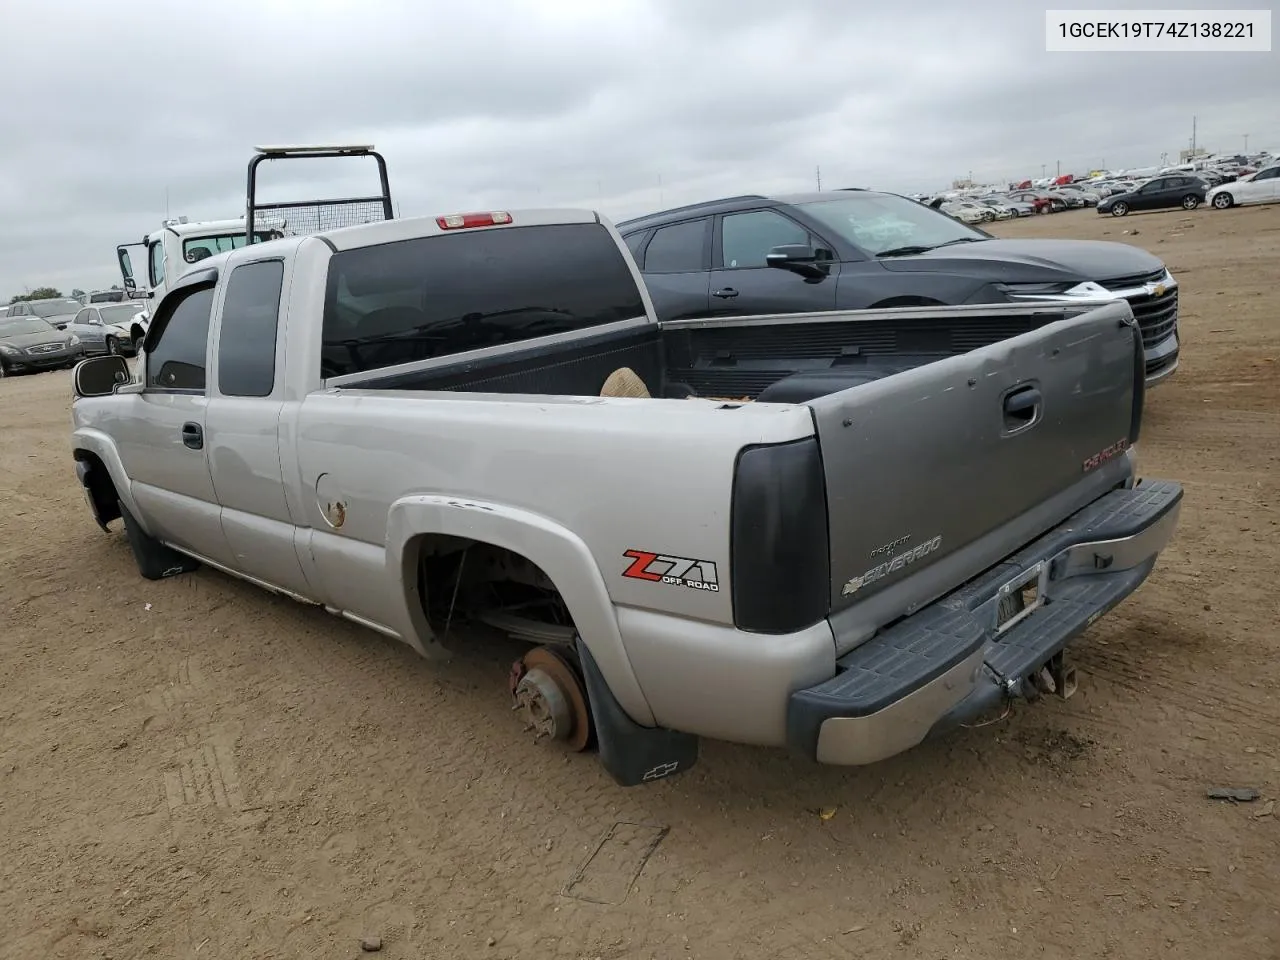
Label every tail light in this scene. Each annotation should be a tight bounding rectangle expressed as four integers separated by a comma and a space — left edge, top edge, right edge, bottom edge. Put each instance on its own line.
436, 211, 513, 230
730, 438, 830, 633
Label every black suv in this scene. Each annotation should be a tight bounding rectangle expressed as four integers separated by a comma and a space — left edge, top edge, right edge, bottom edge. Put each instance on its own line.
617, 189, 1180, 385
1096, 175, 1208, 217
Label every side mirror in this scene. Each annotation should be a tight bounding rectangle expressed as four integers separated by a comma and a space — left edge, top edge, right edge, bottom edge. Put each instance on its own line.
766, 244, 829, 280
73, 355, 132, 399
766, 244, 817, 266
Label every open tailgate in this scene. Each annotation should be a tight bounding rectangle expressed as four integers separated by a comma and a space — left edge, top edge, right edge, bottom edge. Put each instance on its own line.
809, 299, 1142, 618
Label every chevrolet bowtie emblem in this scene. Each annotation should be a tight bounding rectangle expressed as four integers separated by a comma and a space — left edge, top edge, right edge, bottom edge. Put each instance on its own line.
1150, 283, 1166, 296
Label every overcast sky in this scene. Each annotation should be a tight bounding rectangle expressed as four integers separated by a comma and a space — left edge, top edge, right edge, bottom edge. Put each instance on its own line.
1, 0, 1275, 298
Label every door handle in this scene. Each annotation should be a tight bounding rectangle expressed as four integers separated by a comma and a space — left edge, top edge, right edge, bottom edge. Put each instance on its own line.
181, 422, 204, 450
712, 287, 739, 299
1002, 385, 1042, 431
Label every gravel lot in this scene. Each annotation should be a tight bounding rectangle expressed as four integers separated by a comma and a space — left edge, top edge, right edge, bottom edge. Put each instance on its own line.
2, 204, 1278, 959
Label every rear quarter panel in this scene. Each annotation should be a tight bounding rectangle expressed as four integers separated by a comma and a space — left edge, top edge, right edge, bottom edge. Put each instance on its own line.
293, 391, 814, 625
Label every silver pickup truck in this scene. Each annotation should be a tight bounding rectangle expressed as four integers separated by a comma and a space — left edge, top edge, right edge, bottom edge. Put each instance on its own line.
70, 208, 1182, 786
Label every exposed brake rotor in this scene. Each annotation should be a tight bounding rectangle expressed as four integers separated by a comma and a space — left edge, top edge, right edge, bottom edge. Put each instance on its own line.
510, 646, 593, 752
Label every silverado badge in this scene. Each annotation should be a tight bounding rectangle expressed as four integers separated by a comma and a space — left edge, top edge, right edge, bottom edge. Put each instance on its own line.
842, 535, 943, 597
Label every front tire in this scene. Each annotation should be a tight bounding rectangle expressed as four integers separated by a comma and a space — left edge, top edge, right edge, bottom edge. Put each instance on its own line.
106, 336, 121, 356
1110, 202, 1129, 217
1212, 192, 1234, 209
1181, 195, 1200, 210
119, 501, 200, 581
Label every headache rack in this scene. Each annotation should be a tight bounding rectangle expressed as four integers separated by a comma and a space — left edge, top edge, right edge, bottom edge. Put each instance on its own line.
245, 144, 394, 244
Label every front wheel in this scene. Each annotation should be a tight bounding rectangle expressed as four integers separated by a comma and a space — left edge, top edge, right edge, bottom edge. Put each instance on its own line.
1181, 195, 1200, 210
105, 336, 121, 356
1110, 202, 1129, 217
1212, 192, 1234, 210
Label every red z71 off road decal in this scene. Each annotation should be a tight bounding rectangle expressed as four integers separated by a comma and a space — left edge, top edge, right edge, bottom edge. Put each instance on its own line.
622, 550, 720, 593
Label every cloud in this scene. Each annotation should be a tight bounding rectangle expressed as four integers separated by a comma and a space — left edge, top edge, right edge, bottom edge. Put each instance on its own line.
1, 0, 1275, 297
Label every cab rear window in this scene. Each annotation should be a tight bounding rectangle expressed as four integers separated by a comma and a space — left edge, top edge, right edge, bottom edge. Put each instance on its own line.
320, 223, 645, 378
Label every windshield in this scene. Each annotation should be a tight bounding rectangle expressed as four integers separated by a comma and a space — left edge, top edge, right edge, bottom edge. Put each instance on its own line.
183, 231, 280, 263
99, 305, 141, 325
0, 318, 57, 337
797, 193, 986, 256
27, 299, 82, 318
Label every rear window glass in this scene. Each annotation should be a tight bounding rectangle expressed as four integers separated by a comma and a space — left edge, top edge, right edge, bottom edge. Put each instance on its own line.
320, 222, 646, 378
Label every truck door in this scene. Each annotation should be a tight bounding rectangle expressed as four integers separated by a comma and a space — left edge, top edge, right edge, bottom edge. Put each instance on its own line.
204, 256, 317, 601
111, 278, 236, 567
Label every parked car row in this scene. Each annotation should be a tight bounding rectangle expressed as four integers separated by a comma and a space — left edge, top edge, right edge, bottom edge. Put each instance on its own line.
925, 151, 1279, 220
0, 299, 142, 378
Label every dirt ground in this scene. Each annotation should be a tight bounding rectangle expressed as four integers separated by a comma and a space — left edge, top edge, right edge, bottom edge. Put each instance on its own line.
2, 203, 1279, 960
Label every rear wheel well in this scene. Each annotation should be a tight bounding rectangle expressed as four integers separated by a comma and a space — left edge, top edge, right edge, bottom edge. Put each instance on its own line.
411, 534, 576, 648
73, 450, 123, 528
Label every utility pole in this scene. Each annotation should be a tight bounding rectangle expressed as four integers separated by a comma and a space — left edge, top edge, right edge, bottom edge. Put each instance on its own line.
1191, 115, 1197, 154
1041, 164, 1046, 178
165, 186, 170, 220
816, 165, 822, 191
657, 174, 664, 208
1244, 133, 1249, 153
1056, 160, 1060, 177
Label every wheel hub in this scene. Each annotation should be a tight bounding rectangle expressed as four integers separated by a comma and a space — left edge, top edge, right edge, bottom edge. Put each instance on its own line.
514, 668, 572, 741
509, 647, 593, 751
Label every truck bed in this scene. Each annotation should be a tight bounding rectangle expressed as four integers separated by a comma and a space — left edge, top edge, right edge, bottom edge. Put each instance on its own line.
337, 302, 1101, 404
333, 298, 1144, 652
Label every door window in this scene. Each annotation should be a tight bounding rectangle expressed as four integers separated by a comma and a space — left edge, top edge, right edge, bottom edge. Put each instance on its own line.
642, 220, 707, 273
73, 309, 92, 325
623, 230, 649, 262
218, 260, 284, 397
1252, 167, 1279, 181
720, 210, 810, 269
146, 285, 215, 391
148, 241, 166, 287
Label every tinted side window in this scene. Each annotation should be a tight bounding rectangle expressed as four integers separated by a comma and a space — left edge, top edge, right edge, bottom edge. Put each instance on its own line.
1255, 167, 1279, 181
218, 260, 284, 397
623, 230, 650, 263
321, 222, 646, 378
721, 210, 810, 269
147, 286, 214, 391
642, 220, 706, 273
149, 241, 166, 287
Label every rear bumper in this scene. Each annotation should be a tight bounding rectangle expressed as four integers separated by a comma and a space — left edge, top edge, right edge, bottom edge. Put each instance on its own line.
787, 478, 1182, 766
